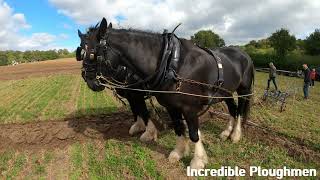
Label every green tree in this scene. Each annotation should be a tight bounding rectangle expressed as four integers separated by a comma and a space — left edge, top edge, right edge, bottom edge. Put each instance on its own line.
296, 39, 305, 51
191, 30, 225, 48
0, 52, 8, 66
245, 40, 259, 48
305, 29, 320, 55
269, 28, 296, 60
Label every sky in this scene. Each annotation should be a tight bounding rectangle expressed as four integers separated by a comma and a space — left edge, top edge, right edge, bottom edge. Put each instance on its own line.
0, 0, 319, 51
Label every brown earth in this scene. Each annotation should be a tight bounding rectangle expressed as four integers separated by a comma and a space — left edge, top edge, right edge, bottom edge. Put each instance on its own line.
0, 58, 81, 80
0, 108, 319, 164
0, 111, 133, 152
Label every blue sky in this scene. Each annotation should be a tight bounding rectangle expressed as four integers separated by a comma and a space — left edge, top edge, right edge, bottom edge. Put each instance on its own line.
0, 0, 319, 51
1, 0, 82, 51
8, 0, 80, 49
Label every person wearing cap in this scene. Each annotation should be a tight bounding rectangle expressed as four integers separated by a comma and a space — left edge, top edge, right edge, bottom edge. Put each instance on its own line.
267, 62, 278, 90
302, 64, 311, 99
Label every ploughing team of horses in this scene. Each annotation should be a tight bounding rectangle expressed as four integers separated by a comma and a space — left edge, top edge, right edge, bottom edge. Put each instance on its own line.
76, 17, 255, 169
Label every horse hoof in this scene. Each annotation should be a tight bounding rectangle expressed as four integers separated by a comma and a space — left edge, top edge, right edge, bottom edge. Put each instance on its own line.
219, 130, 231, 141
190, 157, 207, 169
230, 131, 241, 143
129, 120, 145, 135
168, 150, 182, 163
139, 131, 157, 142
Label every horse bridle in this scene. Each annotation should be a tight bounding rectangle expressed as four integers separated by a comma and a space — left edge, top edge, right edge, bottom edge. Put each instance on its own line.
77, 32, 133, 87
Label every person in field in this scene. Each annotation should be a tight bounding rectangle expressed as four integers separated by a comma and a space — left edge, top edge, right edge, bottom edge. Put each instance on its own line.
267, 62, 278, 90
302, 64, 311, 99
310, 68, 316, 87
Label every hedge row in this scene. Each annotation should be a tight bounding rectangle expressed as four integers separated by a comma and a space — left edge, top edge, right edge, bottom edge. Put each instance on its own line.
0, 50, 75, 66
244, 48, 320, 71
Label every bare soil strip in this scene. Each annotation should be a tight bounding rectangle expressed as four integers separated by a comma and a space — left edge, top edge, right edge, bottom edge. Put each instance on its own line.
0, 111, 133, 152
1, 110, 319, 165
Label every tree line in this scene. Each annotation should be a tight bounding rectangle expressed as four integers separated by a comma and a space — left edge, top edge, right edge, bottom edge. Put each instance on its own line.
0, 49, 75, 66
191, 28, 320, 71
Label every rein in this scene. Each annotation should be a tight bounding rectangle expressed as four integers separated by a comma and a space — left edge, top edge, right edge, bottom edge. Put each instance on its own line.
97, 74, 254, 100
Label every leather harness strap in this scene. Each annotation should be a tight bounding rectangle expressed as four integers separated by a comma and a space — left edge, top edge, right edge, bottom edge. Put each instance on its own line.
196, 45, 224, 87
208, 49, 224, 87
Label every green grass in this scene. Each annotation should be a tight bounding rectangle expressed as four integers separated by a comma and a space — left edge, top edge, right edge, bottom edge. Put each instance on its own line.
252, 72, 320, 150
0, 74, 119, 124
5, 153, 26, 179
0, 72, 319, 179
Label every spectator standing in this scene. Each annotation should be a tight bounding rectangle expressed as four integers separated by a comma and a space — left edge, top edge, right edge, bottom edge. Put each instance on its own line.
310, 68, 316, 87
302, 64, 311, 99
267, 62, 278, 90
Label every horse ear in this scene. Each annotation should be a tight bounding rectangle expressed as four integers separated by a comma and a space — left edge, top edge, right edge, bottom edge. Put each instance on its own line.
78, 29, 82, 37
99, 17, 108, 37
108, 23, 112, 29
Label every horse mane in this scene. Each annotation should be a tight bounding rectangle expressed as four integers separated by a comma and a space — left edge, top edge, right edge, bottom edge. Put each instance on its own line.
86, 24, 162, 41
114, 28, 162, 40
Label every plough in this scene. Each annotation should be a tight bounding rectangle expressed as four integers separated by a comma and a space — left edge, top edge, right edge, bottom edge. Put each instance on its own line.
261, 86, 302, 112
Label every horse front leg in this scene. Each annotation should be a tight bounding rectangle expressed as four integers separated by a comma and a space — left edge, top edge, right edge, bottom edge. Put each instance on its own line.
136, 94, 158, 142
127, 94, 158, 142
167, 108, 189, 163
127, 96, 146, 135
183, 109, 208, 169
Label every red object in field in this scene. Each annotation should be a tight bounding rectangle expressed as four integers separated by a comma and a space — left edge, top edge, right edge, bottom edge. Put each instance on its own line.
310, 71, 316, 80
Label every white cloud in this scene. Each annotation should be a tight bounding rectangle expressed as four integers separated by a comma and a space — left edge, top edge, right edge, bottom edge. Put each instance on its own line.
49, 0, 320, 45
0, 0, 68, 51
17, 33, 57, 50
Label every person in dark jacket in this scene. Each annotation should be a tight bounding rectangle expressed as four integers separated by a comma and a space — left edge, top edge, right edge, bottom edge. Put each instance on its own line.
267, 62, 278, 90
302, 64, 311, 99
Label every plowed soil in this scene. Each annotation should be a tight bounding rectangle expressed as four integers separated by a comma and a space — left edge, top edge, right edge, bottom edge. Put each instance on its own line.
1, 109, 319, 164
0, 111, 132, 152
0, 58, 81, 80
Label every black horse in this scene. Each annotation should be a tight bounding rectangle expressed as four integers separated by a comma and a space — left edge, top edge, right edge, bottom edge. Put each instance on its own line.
77, 28, 159, 142
82, 18, 255, 169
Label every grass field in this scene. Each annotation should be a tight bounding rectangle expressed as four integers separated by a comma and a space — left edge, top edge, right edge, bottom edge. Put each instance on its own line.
0, 68, 319, 179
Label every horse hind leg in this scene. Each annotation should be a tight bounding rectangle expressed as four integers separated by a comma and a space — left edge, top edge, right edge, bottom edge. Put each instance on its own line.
230, 115, 242, 143
230, 88, 252, 143
219, 99, 237, 141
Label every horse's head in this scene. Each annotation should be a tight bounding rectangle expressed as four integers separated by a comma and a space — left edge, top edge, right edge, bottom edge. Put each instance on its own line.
77, 19, 123, 92
77, 27, 106, 91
